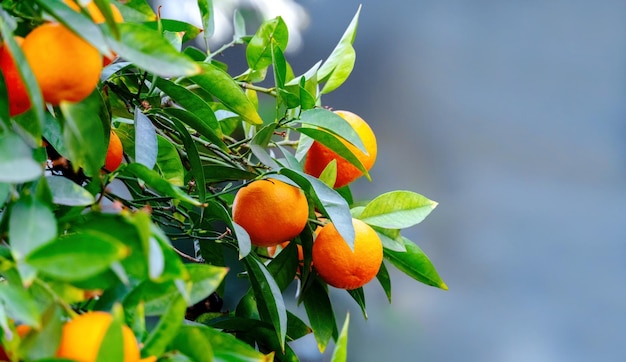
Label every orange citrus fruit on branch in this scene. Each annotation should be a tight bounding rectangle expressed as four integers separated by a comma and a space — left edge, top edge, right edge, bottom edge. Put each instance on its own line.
232, 179, 309, 247
303, 110, 377, 188
21, 22, 102, 105
104, 130, 124, 172
0, 36, 31, 116
56, 311, 155, 362
312, 218, 383, 290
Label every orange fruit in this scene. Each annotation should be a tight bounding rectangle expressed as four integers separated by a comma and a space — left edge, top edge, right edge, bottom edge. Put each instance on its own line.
104, 130, 123, 171
232, 179, 309, 247
56, 311, 154, 362
303, 110, 377, 188
63, 0, 124, 65
312, 218, 383, 290
0, 36, 31, 116
21, 22, 102, 105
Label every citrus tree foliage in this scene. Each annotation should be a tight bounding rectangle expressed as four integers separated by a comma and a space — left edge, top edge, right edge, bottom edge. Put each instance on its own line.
0, 1, 446, 361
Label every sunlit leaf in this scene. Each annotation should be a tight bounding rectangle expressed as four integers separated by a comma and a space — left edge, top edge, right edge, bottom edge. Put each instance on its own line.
122, 163, 204, 207
297, 108, 366, 153
358, 191, 438, 229
155, 135, 185, 186
0, 284, 41, 328
0, 132, 42, 183
384, 237, 448, 290
46, 176, 95, 206
246, 17, 288, 71
330, 313, 350, 362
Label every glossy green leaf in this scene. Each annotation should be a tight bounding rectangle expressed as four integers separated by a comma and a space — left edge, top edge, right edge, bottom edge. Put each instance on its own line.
191, 63, 263, 125
109, 23, 201, 77
267, 240, 299, 291
384, 237, 448, 290
358, 191, 438, 229
0, 284, 41, 328
46, 176, 95, 206
297, 108, 366, 153
143, 19, 203, 43
302, 278, 338, 353
156, 77, 222, 138
185, 263, 228, 306
318, 6, 361, 94
298, 127, 369, 180
193, 324, 272, 362
141, 293, 187, 358
162, 108, 228, 153
0, 132, 42, 183
60, 90, 108, 177
26, 232, 129, 282
169, 325, 213, 362
202, 165, 258, 183
346, 288, 367, 319
134, 108, 158, 169
246, 17, 288, 71
243, 254, 287, 351
155, 135, 185, 186
204, 200, 250, 258
278, 169, 355, 249
170, 117, 206, 203
372, 226, 406, 252
9, 193, 57, 261
122, 163, 204, 206
376, 261, 392, 303
331, 313, 350, 362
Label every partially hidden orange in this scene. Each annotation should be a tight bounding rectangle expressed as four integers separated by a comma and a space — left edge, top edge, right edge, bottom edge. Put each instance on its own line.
0, 36, 31, 116
232, 179, 309, 247
303, 110, 377, 188
21, 22, 102, 105
312, 218, 383, 290
104, 130, 123, 172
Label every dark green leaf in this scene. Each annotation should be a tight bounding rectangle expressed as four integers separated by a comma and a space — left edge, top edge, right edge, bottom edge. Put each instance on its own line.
170, 117, 206, 203
162, 108, 228, 153
155, 135, 185, 186
302, 278, 338, 353
384, 237, 448, 290
243, 254, 287, 351
141, 293, 187, 358
376, 261, 392, 303
346, 288, 367, 319
191, 63, 263, 125
358, 191, 438, 229
156, 77, 222, 138
191, 324, 271, 362
122, 163, 204, 207
202, 165, 258, 183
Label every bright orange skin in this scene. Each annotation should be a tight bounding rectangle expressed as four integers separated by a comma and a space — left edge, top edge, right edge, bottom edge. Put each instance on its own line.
0, 37, 31, 116
56, 311, 153, 362
104, 130, 123, 171
21, 23, 102, 105
312, 218, 383, 290
303, 110, 377, 188
63, 0, 124, 65
232, 179, 309, 247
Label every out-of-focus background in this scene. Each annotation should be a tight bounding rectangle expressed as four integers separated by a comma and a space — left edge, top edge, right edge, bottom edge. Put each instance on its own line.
155, 0, 626, 361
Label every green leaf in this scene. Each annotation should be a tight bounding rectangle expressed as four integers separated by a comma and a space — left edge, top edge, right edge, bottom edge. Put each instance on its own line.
372, 226, 406, 252
9, 193, 56, 261
0, 132, 42, 183
346, 288, 367, 319
122, 162, 204, 207
376, 261, 392, 303
156, 77, 222, 138
19, 303, 64, 360
266, 240, 299, 291
185, 263, 228, 306
169, 325, 213, 362
141, 293, 187, 358
202, 165, 258, 183
134, 108, 158, 169
170, 117, 206, 203
190, 324, 271, 362
0, 284, 41, 328
246, 17, 289, 71
297, 127, 369, 181
203, 200, 251, 259
162, 108, 228, 153
318, 6, 361, 94
330, 313, 350, 362
46, 176, 95, 206
384, 237, 448, 290
96, 310, 125, 362
26, 232, 129, 282
297, 108, 367, 152
155, 135, 185, 186
358, 191, 438, 229
243, 254, 287, 351
109, 22, 201, 77
191, 63, 263, 125
197, 0, 214, 45
278, 169, 355, 249
302, 278, 338, 353
60, 90, 109, 177
143, 19, 204, 43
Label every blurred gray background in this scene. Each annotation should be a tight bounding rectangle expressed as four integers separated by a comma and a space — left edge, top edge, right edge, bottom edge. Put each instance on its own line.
160, 0, 626, 360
